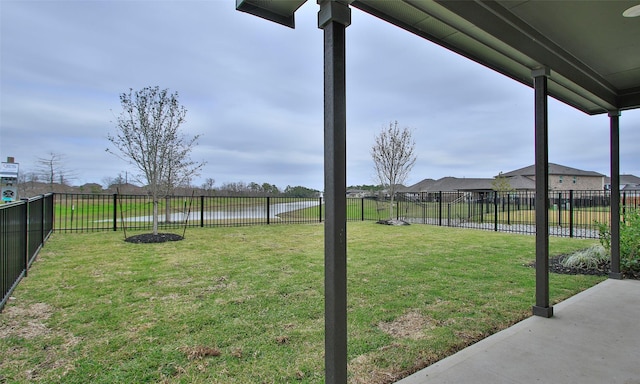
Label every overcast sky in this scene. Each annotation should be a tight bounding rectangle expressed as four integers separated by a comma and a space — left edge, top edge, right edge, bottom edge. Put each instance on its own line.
2, 1, 639, 192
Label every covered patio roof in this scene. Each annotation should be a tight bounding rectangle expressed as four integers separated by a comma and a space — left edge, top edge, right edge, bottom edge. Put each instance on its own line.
238, 0, 640, 115
351, 0, 640, 115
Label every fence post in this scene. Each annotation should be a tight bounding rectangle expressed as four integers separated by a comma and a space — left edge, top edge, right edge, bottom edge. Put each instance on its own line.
438, 191, 443, 226
320, 197, 324, 222
21, 198, 30, 277
507, 193, 511, 225
494, 191, 498, 231
47, 194, 53, 236
113, 193, 117, 231
569, 190, 574, 237
200, 195, 205, 227
557, 192, 562, 228
41, 194, 46, 244
266, 197, 270, 225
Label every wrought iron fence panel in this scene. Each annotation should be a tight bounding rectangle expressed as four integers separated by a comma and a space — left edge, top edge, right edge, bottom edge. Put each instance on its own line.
396, 190, 613, 239
1, 194, 53, 311
47, 190, 624, 239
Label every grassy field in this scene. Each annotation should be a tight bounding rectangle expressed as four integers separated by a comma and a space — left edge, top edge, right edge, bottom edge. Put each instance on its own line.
0, 223, 604, 383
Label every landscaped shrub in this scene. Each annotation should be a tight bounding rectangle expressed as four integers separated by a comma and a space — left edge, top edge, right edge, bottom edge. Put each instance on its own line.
561, 245, 608, 270
597, 207, 640, 275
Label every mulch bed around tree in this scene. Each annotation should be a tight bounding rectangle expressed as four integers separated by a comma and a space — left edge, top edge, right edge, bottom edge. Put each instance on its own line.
125, 233, 184, 243
376, 219, 410, 226
529, 254, 640, 279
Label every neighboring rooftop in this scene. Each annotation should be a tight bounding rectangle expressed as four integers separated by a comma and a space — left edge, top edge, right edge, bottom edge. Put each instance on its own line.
501, 163, 605, 178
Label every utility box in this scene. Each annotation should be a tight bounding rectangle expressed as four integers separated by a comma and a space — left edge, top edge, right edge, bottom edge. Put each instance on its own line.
1, 157, 19, 203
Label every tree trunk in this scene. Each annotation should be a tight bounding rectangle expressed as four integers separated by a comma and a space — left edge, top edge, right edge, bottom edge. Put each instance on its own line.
389, 195, 394, 220
153, 200, 159, 235
165, 196, 171, 224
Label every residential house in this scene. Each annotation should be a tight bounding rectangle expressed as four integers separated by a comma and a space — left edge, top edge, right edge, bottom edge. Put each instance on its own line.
501, 163, 606, 191
402, 177, 501, 203
604, 174, 640, 192
605, 174, 640, 205
402, 163, 608, 203
346, 189, 368, 198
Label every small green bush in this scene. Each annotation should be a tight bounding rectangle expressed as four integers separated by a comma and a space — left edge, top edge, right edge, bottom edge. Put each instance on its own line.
597, 207, 640, 274
562, 245, 608, 269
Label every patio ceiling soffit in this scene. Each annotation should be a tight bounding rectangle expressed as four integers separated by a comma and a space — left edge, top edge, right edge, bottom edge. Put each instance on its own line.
236, 0, 640, 116
350, 0, 640, 115
235, 0, 307, 28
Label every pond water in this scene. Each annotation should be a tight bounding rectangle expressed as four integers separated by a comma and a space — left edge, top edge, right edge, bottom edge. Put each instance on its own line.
110, 200, 321, 222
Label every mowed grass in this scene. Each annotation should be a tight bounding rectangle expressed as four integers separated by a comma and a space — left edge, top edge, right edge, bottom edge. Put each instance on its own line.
0, 223, 604, 383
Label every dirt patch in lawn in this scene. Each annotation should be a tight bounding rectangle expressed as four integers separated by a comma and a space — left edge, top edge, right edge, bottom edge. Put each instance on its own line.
0, 302, 53, 339
378, 310, 435, 340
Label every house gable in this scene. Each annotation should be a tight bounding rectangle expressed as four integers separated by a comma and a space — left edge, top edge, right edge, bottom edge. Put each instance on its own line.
501, 163, 605, 191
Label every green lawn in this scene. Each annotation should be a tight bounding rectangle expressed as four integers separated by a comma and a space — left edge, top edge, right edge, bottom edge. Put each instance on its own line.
0, 223, 604, 383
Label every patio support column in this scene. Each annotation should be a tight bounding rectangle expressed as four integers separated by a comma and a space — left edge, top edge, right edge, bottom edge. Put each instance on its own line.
318, 1, 350, 383
609, 110, 622, 279
532, 68, 553, 318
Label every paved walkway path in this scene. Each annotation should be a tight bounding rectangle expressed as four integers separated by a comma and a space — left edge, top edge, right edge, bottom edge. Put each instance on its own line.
396, 278, 640, 384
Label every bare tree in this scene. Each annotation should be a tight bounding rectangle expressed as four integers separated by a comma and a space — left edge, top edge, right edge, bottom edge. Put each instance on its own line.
102, 172, 129, 189
36, 152, 76, 191
108, 86, 205, 235
201, 178, 215, 196
371, 121, 417, 220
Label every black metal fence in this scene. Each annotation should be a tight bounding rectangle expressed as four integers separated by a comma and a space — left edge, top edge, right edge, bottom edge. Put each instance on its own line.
53, 194, 327, 232
49, 190, 640, 239
1, 194, 54, 311
396, 190, 638, 238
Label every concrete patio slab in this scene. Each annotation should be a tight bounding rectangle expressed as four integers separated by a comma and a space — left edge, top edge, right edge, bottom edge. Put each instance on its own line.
396, 278, 640, 384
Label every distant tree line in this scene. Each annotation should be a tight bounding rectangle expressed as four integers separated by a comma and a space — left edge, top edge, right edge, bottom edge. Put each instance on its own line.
209, 181, 320, 198
347, 184, 383, 193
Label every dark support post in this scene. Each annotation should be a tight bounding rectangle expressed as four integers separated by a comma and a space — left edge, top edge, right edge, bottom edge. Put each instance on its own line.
22, 198, 30, 277
319, 197, 323, 222
569, 190, 574, 238
507, 193, 511, 226
200, 196, 204, 228
319, 1, 350, 382
266, 197, 271, 225
532, 68, 553, 318
113, 193, 118, 231
361, 198, 364, 221
438, 191, 443, 226
558, 192, 562, 228
41, 194, 46, 244
609, 110, 622, 279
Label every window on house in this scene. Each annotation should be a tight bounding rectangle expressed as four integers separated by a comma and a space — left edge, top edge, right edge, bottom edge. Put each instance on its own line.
559, 176, 563, 183
573, 176, 577, 184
